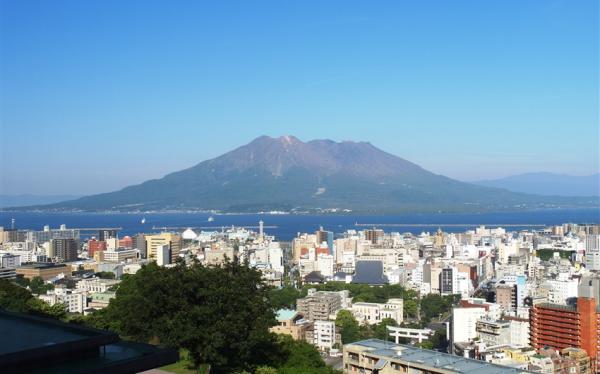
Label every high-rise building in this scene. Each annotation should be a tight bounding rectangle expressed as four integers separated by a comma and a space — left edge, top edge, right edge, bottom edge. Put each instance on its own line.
586, 235, 600, 271
88, 238, 107, 258
133, 234, 147, 259
315, 226, 334, 254
296, 289, 347, 321
118, 236, 133, 249
98, 229, 118, 241
530, 277, 600, 369
495, 284, 517, 312
145, 233, 182, 263
27, 225, 79, 243
364, 229, 384, 245
51, 238, 79, 262
530, 299, 598, 365
440, 267, 454, 295
451, 306, 486, 345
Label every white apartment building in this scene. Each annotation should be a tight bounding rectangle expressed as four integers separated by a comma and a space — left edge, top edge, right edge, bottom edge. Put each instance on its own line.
586, 237, 600, 271
268, 242, 284, 273
316, 254, 334, 277
452, 306, 486, 343
313, 320, 336, 351
1, 254, 21, 268
509, 318, 530, 347
545, 278, 578, 305
476, 320, 511, 347
351, 298, 404, 325
39, 288, 87, 313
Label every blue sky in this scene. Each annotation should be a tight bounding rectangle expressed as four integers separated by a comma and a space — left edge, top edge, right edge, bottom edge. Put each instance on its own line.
1, 0, 598, 195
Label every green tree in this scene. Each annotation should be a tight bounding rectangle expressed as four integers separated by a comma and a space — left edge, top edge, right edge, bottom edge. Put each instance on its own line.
0, 280, 65, 320
335, 310, 361, 344
0, 279, 35, 312
418, 329, 448, 351
276, 335, 340, 374
373, 318, 398, 340
29, 276, 54, 295
95, 271, 116, 279
90, 259, 278, 373
27, 298, 67, 320
403, 299, 418, 319
255, 366, 278, 374
14, 276, 30, 288
269, 285, 302, 310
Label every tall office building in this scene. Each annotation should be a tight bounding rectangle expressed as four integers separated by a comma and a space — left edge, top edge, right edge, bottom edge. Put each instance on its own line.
145, 233, 182, 263
315, 226, 334, 255
99, 229, 118, 241
52, 238, 79, 262
133, 234, 147, 259
364, 229, 384, 245
440, 267, 454, 295
88, 238, 107, 258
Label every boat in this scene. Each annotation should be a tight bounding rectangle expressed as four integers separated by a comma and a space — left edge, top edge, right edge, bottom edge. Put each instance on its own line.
141, 217, 146, 224
208, 216, 214, 222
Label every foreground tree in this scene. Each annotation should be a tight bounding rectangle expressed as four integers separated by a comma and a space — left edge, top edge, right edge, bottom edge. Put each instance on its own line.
0, 279, 65, 319
89, 259, 278, 373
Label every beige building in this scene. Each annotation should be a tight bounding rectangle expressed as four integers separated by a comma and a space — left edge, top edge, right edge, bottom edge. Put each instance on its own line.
204, 247, 235, 266
16, 263, 69, 280
351, 299, 404, 325
495, 284, 516, 311
270, 309, 311, 341
297, 289, 346, 322
145, 233, 182, 263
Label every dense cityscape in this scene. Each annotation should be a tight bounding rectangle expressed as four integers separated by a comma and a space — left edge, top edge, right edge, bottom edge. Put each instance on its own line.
1, 219, 600, 373
2, 1, 598, 373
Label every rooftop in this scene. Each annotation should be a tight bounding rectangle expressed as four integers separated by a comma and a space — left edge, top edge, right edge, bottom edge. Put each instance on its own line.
0, 310, 177, 373
276, 309, 298, 321
17, 263, 68, 270
346, 339, 533, 373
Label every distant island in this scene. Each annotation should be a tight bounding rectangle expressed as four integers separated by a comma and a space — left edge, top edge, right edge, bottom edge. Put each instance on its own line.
6, 136, 599, 214
473, 172, 600, 197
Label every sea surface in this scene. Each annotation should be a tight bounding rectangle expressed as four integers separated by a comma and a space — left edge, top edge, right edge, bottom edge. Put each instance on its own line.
1, 209, 599, 241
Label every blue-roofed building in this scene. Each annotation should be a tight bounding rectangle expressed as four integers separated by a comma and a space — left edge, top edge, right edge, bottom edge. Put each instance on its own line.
270, 309, 311, 341
343, 339, 534, 374
352, 261, 388, 285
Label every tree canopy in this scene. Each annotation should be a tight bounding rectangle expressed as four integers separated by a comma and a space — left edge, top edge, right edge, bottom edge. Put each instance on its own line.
29, 276, 54, 295
88, 260, 281, 373
0, 279, 66, 319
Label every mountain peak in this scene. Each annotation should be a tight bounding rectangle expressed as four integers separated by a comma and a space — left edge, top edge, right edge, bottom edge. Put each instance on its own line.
23, 137, 598, 213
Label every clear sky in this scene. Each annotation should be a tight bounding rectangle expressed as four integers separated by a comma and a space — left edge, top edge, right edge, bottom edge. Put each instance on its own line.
1, 0, 598, 195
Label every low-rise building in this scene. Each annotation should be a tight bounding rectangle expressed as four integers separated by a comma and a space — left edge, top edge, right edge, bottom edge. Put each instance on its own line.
76, 278, 120, 293
16, 263, 69, 281
269, 309, 311, 341
343, 339, 532, 374
351, 298, 403, 325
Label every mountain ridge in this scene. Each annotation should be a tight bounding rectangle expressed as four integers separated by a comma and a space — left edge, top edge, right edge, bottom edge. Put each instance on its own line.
474, 172, 600, 197
7, 136, 598, 213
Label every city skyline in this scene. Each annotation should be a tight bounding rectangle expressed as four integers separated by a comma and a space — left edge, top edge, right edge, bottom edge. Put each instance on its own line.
1, 1, 598, 195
